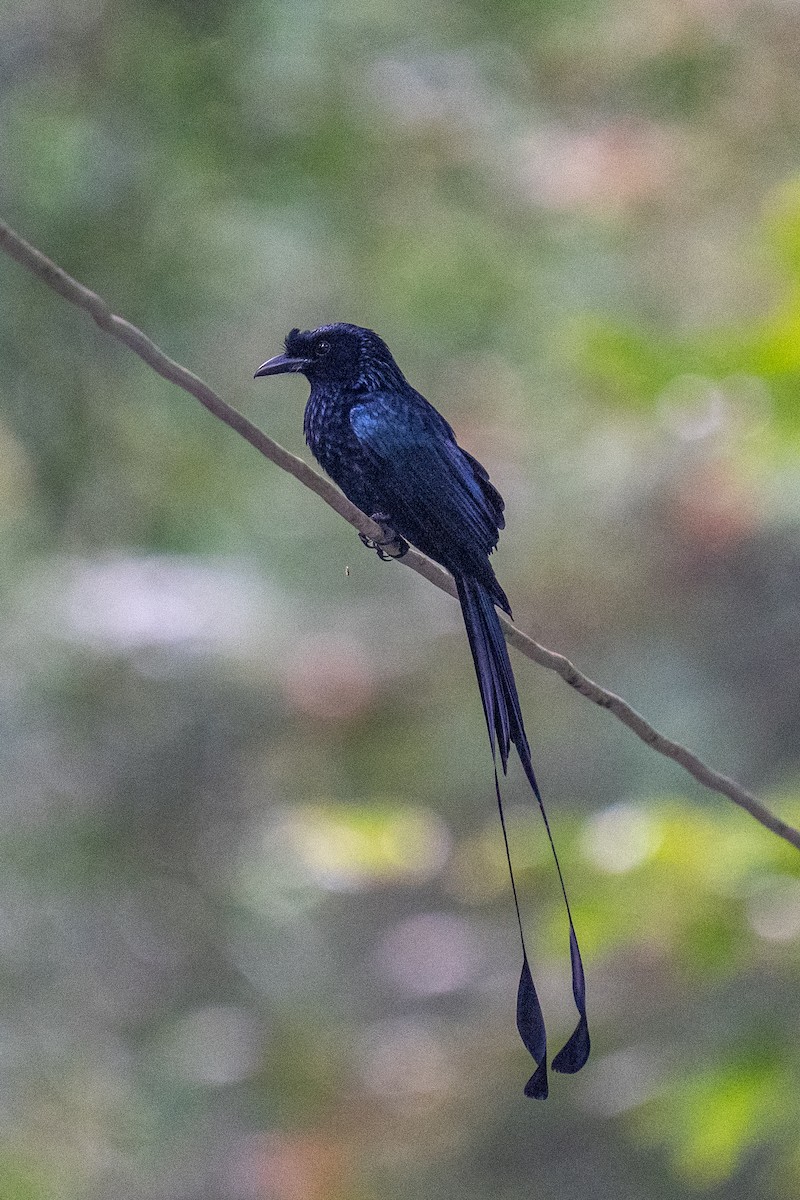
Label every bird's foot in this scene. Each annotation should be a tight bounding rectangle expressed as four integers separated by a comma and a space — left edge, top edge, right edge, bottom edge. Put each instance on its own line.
359, 513, 409, 561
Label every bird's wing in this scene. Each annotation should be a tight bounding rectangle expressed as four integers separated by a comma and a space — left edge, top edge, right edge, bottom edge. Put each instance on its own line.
350, 394, 504, 571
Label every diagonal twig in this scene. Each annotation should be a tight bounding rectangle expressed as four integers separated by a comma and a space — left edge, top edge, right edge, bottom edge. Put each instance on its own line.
1, 216, 798, 852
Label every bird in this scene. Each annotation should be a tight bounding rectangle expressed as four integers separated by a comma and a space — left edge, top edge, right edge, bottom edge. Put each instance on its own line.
255, 323, 589, 1098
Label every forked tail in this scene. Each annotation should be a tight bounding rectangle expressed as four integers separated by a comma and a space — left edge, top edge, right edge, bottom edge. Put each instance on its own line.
455, 573, 590, 1100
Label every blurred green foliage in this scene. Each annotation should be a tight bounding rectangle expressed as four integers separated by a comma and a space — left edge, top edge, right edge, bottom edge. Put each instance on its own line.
1, 0, 800, 1197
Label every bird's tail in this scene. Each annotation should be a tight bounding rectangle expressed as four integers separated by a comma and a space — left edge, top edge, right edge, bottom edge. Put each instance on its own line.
455, 573, 590, 1100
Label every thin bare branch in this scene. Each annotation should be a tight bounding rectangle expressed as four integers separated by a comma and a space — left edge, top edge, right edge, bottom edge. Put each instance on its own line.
2, 216, 797, 852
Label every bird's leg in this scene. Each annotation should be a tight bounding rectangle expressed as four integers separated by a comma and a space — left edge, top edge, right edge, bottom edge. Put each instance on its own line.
358, 513, 409, 560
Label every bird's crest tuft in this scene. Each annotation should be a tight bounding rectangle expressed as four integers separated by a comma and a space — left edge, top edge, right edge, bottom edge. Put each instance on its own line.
284, 327, 304, 355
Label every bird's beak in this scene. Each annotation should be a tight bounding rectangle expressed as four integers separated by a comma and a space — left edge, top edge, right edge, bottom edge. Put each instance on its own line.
253, 352, 308, 378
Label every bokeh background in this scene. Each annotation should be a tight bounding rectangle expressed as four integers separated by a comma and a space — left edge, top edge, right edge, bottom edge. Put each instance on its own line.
2, 0, 800, 1196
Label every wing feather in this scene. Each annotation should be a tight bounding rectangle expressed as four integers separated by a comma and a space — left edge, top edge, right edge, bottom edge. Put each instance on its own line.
349, 395, 504, 580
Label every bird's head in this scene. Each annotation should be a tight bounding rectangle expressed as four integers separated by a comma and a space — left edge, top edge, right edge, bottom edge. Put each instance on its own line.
254, 323, 405, 391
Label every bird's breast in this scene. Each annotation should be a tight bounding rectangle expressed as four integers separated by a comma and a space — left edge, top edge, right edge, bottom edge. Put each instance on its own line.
304, 391, 378, 514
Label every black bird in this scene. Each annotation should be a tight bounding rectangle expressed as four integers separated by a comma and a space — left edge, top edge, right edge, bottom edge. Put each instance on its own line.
255, 323, 589, 1098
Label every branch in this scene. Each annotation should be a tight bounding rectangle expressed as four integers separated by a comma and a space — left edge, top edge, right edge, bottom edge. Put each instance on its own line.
2, 217, 798, 853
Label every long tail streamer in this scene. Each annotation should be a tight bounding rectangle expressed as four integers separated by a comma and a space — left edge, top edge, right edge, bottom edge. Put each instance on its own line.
456, 574, 590, 1099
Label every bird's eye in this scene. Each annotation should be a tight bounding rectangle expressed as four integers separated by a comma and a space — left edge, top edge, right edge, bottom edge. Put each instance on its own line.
315, 339, 331, 357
